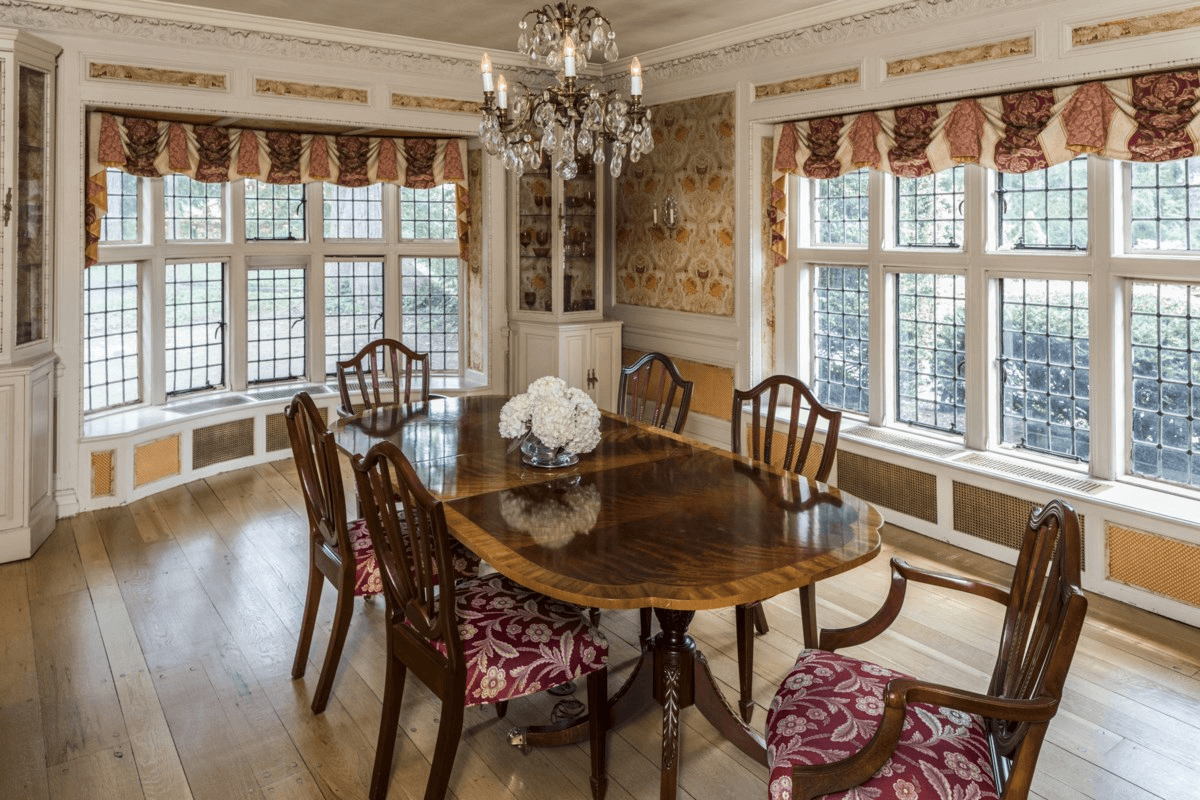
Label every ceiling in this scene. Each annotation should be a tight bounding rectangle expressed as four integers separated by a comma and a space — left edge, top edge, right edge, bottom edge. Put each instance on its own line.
147, 0, 894, 58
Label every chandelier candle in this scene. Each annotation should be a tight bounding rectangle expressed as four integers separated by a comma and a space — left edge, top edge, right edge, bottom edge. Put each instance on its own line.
479, 2, 654, 180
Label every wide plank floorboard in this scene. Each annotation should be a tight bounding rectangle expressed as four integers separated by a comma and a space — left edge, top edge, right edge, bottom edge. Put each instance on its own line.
5, 459, 1199, 800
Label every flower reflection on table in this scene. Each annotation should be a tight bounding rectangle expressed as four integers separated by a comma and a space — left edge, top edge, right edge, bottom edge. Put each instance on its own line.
499, 477, 601, 548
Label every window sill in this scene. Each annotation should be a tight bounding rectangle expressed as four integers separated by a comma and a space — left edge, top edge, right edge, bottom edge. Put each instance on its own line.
83, 374, 490, 441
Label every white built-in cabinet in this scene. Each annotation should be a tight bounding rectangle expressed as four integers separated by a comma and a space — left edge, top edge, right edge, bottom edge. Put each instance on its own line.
508, 157, 622, 409
0, 29, 59, 563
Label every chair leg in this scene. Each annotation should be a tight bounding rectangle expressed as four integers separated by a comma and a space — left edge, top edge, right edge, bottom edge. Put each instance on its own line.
734, 603, 754, 724
495, 700, 509, 719
639, 608, 653, 647
369, 656, 408, 800
423, 696, 465, 800
752, 601, 770, 635
797, 584, 818, 649
311, 585, 355, 714
292, 560, 324, 680
587, 667, 609, 800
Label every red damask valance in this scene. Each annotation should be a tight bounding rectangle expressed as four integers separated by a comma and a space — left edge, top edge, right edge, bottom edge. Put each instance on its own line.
770, 68, 1200, 265
85, 111, 470, 267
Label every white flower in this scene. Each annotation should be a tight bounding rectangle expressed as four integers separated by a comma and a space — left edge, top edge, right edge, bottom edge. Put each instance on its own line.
498, 376, 601, 454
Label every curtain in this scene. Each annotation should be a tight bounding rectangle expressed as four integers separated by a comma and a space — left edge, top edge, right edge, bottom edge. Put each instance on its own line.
85, 111, 470, 267
770, 68, 1200, 265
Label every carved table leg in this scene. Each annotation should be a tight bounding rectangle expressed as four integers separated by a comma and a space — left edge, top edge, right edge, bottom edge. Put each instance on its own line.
653, 609, 696, 800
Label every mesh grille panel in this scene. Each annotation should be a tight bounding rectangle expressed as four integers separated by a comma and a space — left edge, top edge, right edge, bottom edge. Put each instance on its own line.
193, 419, 255, 469
134, 436, 181, 487
953, 482, 1086, 569
1108, 524, 1200, 608
91, 450, 115, 497
839, 451, 937, 522
957, 453, 1105, 494
266, 406, 326, 452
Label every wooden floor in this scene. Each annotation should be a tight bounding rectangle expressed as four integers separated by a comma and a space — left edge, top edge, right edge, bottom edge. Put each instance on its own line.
3, 458, 1199, 800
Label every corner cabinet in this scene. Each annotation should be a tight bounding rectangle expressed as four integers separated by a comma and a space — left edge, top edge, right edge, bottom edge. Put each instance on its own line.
0, 29, 59, 563
508, 158, 622, 409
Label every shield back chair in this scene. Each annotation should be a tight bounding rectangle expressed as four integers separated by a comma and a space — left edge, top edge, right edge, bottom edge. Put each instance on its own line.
336, 337, 432, 418
616, 351, 694, 644
730, 374, 842, 722
353, 440, 611, 800
765, 499, 1088, 800
286, 391, 383, 714
617, 351, 694, 435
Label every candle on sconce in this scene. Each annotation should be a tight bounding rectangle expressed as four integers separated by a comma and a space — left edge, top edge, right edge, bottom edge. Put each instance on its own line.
563, 34, 576, 77
497, 74, 508, 109
653, 207, 658, 225
481, 52, 493, 92
630, 56, 642, 97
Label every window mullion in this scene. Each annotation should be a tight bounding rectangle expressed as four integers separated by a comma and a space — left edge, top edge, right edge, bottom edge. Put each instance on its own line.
963, 163, 988, 450
1089, 157, 1118, 480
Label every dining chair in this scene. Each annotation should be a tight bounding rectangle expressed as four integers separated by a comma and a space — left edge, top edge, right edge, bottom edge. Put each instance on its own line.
616, 351, 694, 645
617, 351, 694, 435
764, 499, 1087, 800
353, 439, 611, 800
286, 391, 383, 714
730, 374, 841, 722
286, 392, 477, 715
335, 337, 433, 418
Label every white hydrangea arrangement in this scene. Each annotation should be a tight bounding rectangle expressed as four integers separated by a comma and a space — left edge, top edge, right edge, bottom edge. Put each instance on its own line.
499, 375, 602, 455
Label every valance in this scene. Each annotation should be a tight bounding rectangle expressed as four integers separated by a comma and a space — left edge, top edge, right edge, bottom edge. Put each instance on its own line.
770, 68, 1200, 265
85, 111, 470, 267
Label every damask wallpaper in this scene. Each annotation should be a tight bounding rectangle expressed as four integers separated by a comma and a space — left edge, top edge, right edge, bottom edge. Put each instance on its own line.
614, 92, 735, 316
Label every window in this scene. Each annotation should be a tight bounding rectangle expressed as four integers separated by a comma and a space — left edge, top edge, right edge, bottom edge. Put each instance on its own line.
324, 184, 383, 239
247, 267, 306, 384
400, 184, 458, 240
896, 272, 965, 433
1129, 282, 1200, 488
165, 262, 226, 395
164, 174, 224, 241
896, 166, 964, 247
325, 260, 384, 375
245, 180, 305, 241
1129, 157, 1200, 250
100, 169, 139, 243
999, 279, 1090, 460
93, 172, 465, 415
83, 263, 140, 412
997, 158, 1088, 250
813, 265, 869, 414
811, 170, 868, 246
402, 257, 459, 371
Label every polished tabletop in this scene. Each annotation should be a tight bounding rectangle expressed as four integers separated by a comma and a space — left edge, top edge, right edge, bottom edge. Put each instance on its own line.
334, 394, 883, 612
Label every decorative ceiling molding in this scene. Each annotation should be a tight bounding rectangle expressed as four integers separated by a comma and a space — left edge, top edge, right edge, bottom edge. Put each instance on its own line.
254, 78, 368, 104
644, 0, 1045, 81
6, 0, 1046, 86
391, 94, 481, 114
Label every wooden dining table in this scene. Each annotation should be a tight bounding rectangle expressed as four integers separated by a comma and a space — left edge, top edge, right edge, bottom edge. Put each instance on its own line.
334, 394, 883, 800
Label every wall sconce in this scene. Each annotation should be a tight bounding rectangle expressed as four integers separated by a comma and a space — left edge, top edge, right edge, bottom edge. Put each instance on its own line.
662, 195, 679, 230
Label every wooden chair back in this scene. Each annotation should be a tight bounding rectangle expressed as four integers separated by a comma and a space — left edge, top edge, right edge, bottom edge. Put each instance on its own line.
730, 374, 841, 482
336, 338, 431, 417
285, 392, 351, 569
353, 440, 465, 693
987, 498, 1087, 795
617, 352, 694, 434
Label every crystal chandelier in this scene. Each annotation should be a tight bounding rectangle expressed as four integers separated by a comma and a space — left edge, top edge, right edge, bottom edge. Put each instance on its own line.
479, 3, 653, 180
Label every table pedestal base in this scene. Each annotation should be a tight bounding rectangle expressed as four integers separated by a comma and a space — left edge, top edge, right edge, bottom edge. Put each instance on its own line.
510, 608, 767, 800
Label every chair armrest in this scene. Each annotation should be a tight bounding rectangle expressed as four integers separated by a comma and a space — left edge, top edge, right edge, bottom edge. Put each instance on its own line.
819, 558, 1010, 652
789, 677, 1059, 800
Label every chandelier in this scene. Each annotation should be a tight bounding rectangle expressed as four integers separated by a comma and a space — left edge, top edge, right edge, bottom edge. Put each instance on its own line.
479, 3, 653, 180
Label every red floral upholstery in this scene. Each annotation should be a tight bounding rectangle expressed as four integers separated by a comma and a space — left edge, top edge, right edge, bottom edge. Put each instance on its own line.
347, 518, 479, 597
766, 650, 999, 800
421, 572, 608, 707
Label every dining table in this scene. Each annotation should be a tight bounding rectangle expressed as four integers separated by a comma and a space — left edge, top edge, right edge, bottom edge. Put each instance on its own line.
333, 394, 883, 800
